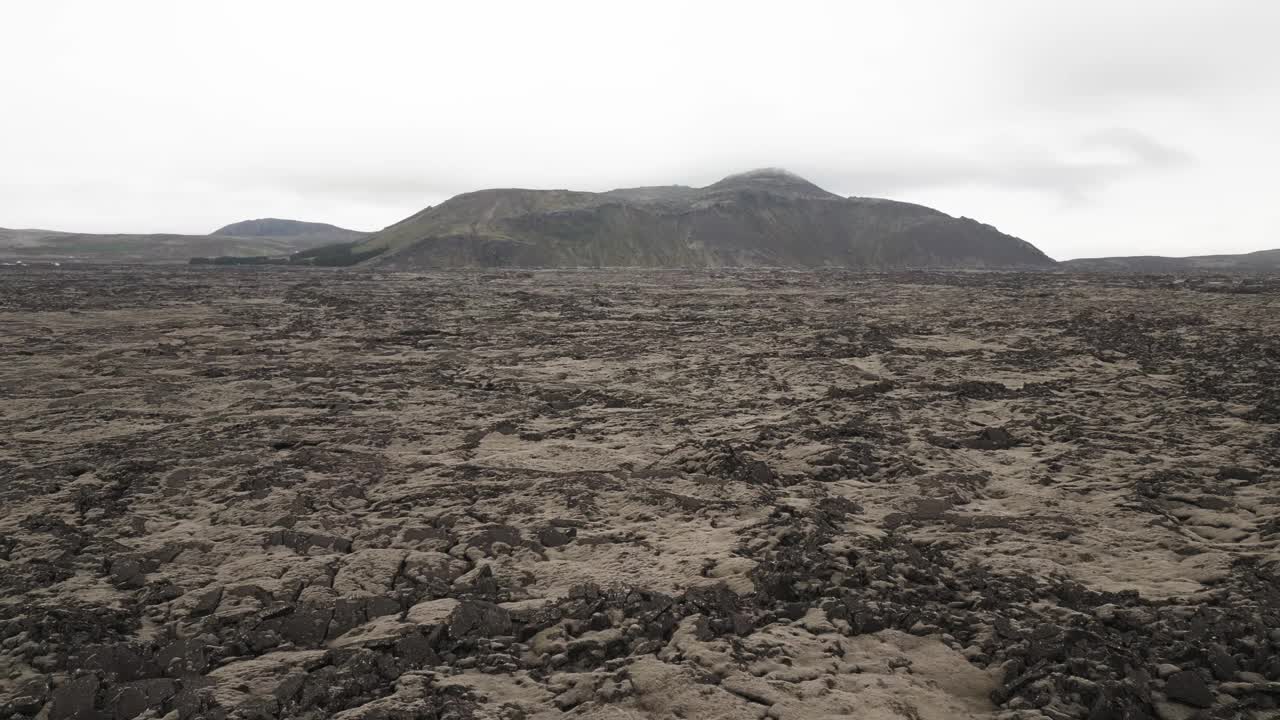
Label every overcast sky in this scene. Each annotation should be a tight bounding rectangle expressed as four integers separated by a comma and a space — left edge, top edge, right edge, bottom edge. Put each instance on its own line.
3, 1, 1277, 259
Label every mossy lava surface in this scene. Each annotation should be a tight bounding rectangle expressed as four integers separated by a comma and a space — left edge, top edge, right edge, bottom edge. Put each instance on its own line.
2, 266, 1278, 720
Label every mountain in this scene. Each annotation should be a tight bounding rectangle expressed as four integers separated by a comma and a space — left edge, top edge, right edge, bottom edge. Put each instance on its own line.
211, 218, 367, 244
0, 219, 367, 264
350, 169, 1055, 269
1061, 249, 1280, 273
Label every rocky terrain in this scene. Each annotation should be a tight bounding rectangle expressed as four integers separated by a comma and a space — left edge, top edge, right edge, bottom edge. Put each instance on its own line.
0, 220, 366, 265
1, 266, 1278, 720
350, 169, 1055, 270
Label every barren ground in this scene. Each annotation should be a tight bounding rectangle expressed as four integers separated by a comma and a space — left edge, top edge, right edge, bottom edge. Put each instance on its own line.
1, 267, 1278, 720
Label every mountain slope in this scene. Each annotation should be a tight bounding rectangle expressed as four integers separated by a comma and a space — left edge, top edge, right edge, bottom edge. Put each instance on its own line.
354, 169, 1054, 269
0, 219, 366, 264
1061, 249, 1280, 273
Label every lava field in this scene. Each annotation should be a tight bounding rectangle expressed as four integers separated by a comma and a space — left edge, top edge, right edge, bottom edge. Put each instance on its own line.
1, 267, 1278, 720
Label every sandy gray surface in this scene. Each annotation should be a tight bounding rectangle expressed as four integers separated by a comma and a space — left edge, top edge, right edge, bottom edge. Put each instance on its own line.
1, 267, 1278, 720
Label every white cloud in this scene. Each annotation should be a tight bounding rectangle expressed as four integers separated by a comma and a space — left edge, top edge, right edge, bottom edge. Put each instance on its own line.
1, 0, 1276, 257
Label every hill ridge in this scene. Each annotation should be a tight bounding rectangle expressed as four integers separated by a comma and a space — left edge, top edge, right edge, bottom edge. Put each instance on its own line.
1, 218, 369, 264
1062, 248, 1280, 273
212, 218, 366, 240
353, 169, 1055, 270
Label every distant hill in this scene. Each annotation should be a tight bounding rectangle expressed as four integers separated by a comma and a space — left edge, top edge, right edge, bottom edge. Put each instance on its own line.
350, 169, 1056, 270
212, 218, 367, 244
0, 218, 367, 264
1062, 249, 1280, 273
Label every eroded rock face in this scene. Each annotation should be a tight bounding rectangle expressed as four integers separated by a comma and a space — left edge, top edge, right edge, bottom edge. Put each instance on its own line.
1, 267, 1278, 719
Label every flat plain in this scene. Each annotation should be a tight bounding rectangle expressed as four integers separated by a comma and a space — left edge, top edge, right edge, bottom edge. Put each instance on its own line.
1, 267, 1278, 720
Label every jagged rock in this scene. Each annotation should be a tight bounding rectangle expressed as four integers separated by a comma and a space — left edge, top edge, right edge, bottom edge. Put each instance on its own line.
915, 472, 990, 505
450, 563, 498, 596
5, 676, 50, 715
73, 642, 157, 682
912, 497, 952, 521
552, 675, 598, 710
155, 637, 210, 676
189, 586, 224, 616
107, 679, 177, 720
204, 650, 327, 714
109, 558, 145, 589
537, 526, 575, 548
49, 674, 99, 720
1207, 645, 1238, 681
1153, 701, 1197, 720
326, 596, 399, 641
1164, 670, 1215, 708
266, 529, 353, 554
465, 525, 523, 554
399, 526, 455, 552
329, 673, 475, 719
967, 427, 1016, 450
272, 604, 333, 648
399, 551, 468, 592
330, 614, 415, 649
333, 549, 407, 596
1218, 466, 1260, 481
448, 600, 511, 639
394, 631, 439, 667
405, 598, 461, 626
